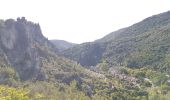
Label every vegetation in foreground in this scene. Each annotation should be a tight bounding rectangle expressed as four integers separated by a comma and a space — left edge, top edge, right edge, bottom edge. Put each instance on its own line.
1, 65, 170, 100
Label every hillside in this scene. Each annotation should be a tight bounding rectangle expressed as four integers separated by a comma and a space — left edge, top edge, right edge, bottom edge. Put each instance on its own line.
62, 11, 170, 72
0, 17, 140, 99
1, 15, 170, 99
98, 11, 170, 42
50, 39, 76, 52
63, 42, 107, 66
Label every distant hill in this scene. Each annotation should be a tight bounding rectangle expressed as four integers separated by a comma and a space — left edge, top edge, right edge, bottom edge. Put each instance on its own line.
62, 11, 170, 72
50, 39, 76, 52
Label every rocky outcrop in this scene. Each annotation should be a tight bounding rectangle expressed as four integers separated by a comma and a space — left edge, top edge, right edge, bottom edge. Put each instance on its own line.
0, 17, 57, 80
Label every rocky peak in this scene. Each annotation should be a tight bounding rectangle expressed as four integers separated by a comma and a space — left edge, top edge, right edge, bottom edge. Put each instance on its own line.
0, 17, 57, 80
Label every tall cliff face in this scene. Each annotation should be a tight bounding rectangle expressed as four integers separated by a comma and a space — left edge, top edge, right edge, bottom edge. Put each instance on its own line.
0, 17, 57, 80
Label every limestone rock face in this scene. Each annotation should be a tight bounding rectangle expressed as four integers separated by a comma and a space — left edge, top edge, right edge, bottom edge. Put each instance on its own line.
0, 17, 57, 80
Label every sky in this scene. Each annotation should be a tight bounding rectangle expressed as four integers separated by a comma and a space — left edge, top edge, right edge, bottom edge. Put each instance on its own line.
0, 0, 170, 43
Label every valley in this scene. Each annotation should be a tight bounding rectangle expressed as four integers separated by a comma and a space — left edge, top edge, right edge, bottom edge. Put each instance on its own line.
0, 11, 170, 99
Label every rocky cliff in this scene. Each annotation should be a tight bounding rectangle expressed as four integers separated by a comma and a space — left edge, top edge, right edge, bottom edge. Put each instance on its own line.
0, 17, 57, 80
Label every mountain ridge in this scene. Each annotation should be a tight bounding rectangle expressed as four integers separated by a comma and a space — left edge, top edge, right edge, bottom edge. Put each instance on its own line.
62, 10, 170, 72
50, 39, 76, 52
97, 10, 170, 42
